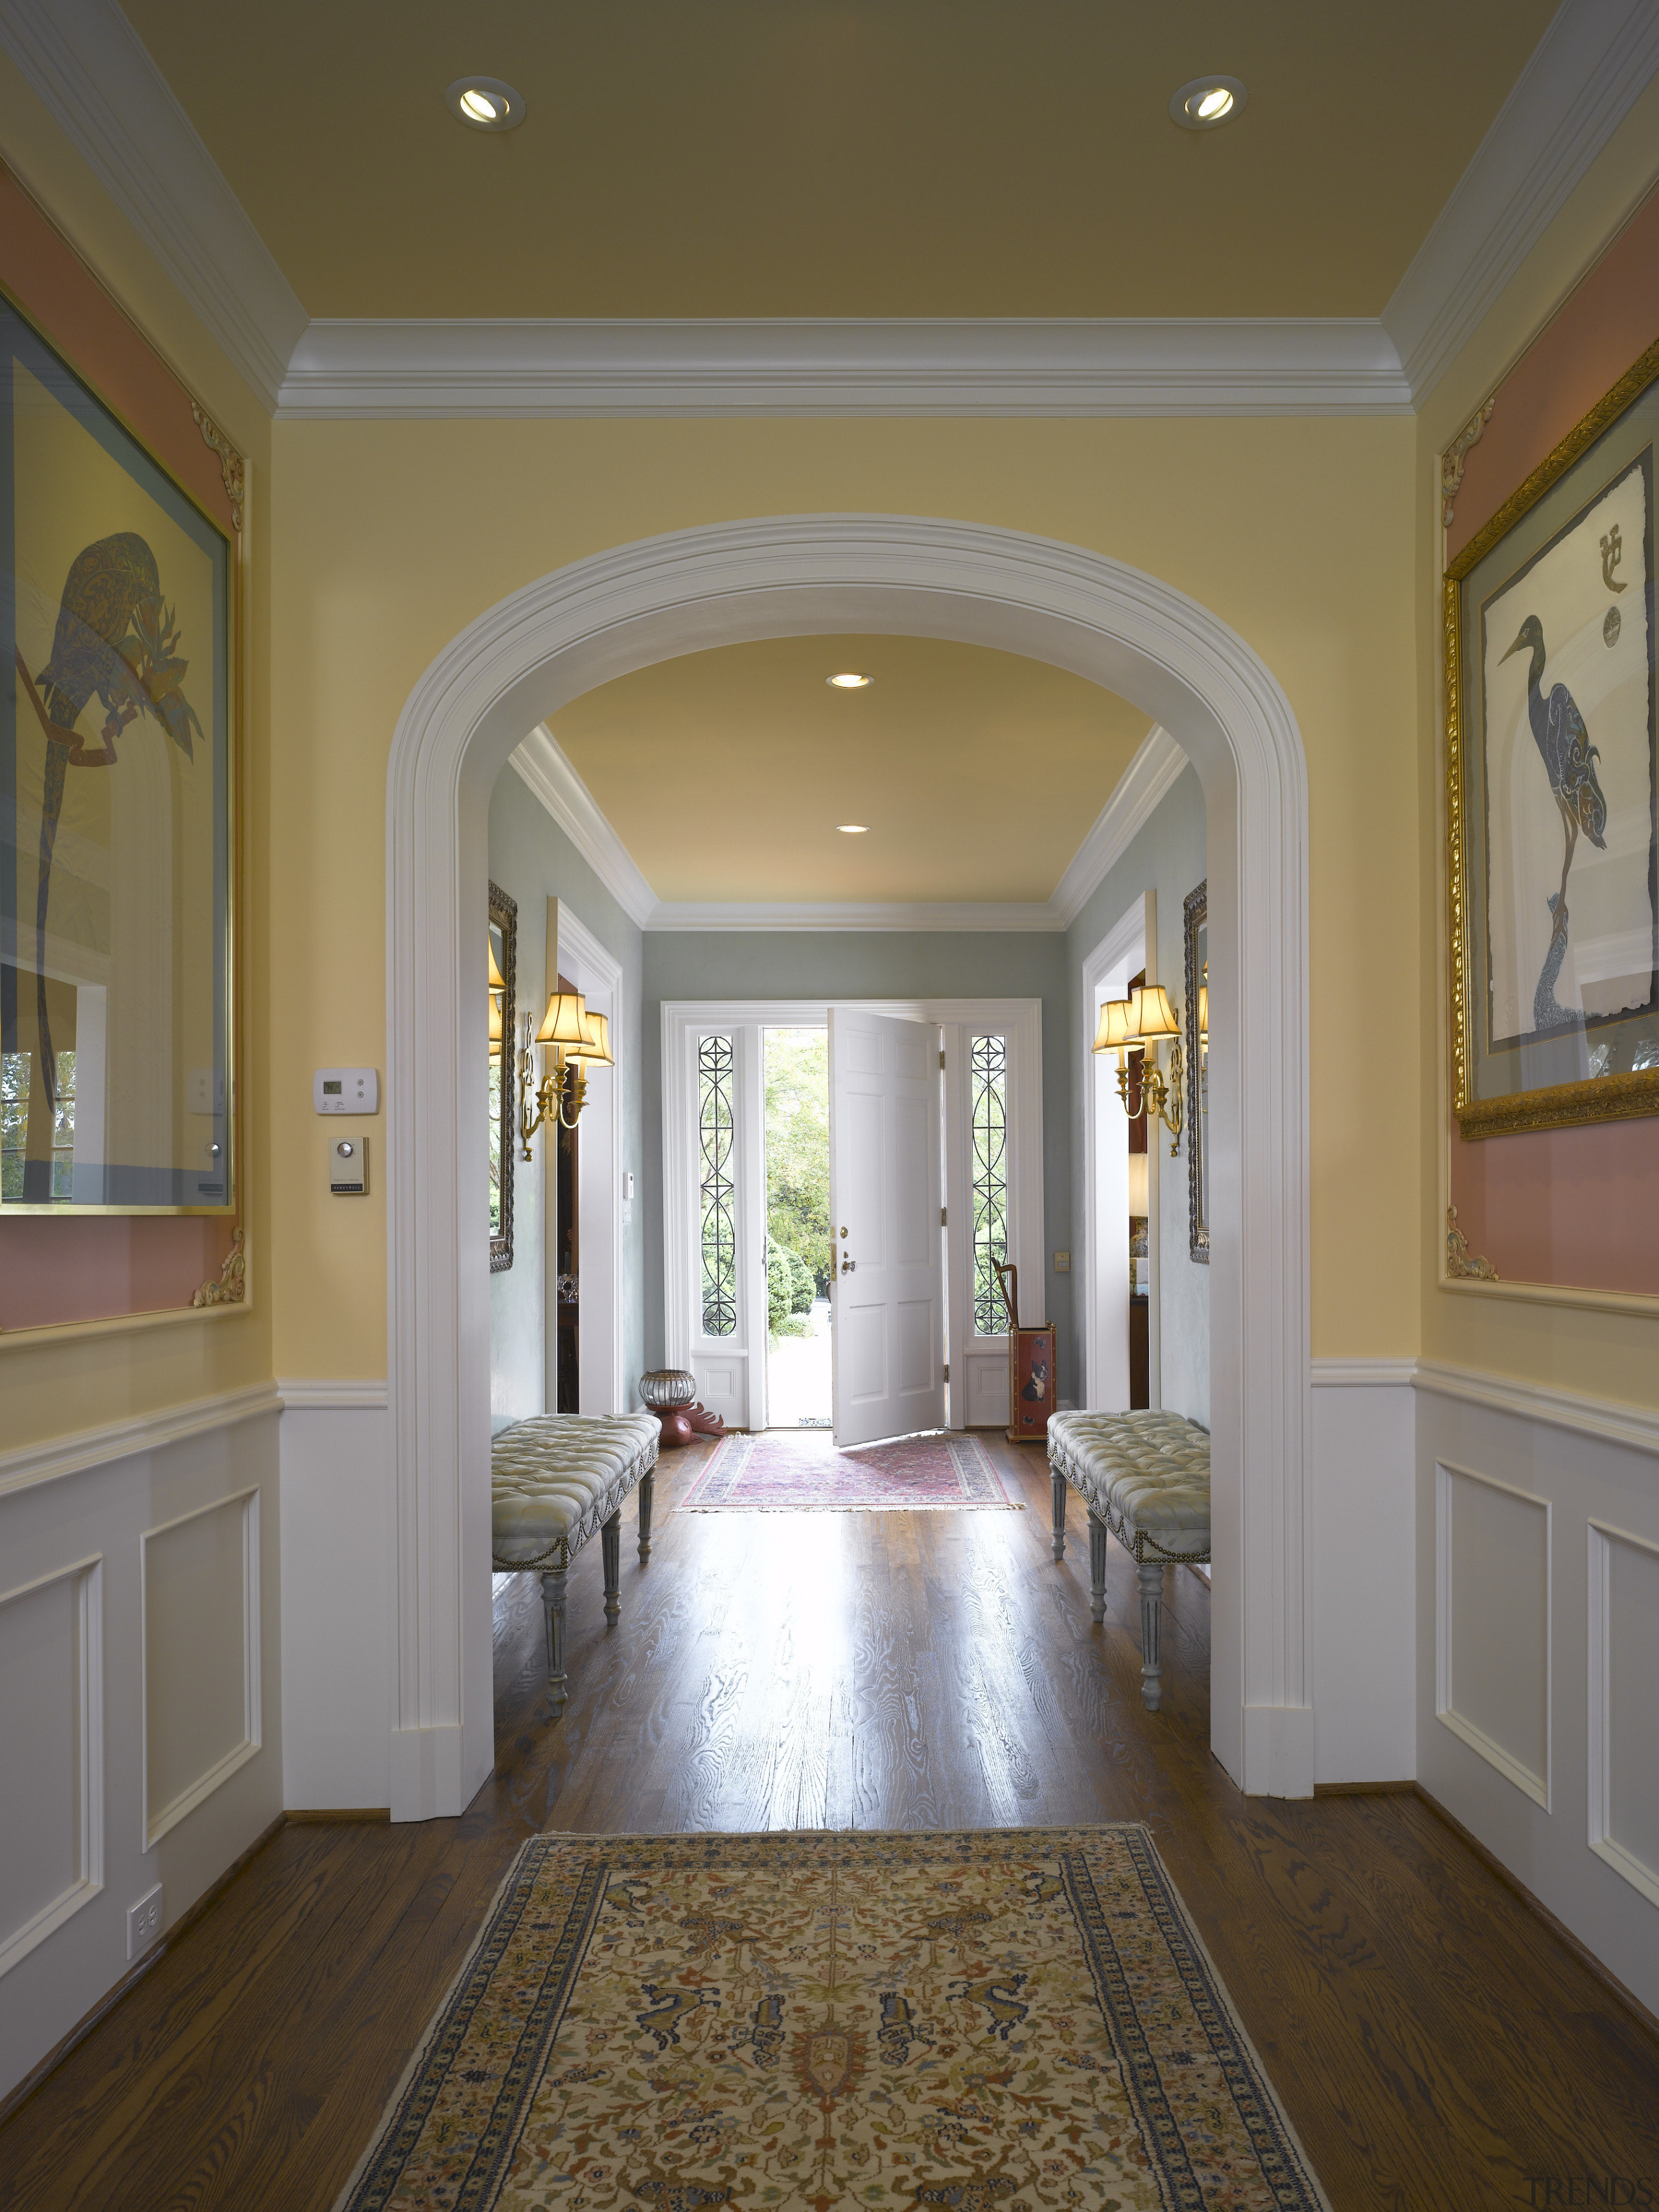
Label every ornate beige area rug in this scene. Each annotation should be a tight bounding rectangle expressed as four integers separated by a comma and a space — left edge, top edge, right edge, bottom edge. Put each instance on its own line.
335, 1828, 1330, 2211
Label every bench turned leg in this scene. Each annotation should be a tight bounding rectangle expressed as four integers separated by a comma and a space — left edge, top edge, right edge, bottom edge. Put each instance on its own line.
539, 1566, 569, 1715
638, 1469, 655, 1563
1087, 1509, 1108, 1624
1050, 1471, 1067, 1561
601, 1509, 622, 1624
1137, 1561, 1165, 1711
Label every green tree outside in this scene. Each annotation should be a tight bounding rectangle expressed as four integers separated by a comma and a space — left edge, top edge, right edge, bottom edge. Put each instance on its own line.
765, 1027, 831, 1332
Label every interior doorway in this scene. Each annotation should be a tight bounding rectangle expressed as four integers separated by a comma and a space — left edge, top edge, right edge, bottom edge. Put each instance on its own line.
553, 968, 580, 1412
763, 1025, 831, 1429
387, 515, 1315, 1817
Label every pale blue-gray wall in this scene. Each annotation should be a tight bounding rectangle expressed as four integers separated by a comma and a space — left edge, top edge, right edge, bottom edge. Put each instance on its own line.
487, 769, 646, 1427
640, 931, 1076, 1399
1063, 763, 1209, 1425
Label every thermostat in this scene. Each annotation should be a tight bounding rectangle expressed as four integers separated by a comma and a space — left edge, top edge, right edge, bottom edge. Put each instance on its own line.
314, 1067, 378, 1115
328, 1135, 368, 1195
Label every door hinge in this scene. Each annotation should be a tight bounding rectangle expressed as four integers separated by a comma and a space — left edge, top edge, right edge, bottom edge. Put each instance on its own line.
938, 1049, 946, 1069
940, 1205, 947, 1227
943, 1363, 950, 1382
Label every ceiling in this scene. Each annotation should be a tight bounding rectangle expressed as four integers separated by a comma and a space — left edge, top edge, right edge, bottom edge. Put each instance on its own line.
544, 635, 1152, 904
121, 0, 1555, 321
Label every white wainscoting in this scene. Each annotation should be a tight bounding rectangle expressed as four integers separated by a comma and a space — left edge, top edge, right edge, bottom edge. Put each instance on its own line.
277, 1380, 391, 1813
1308, 1362, 1417, 1787
1415, 1362, 1659, 2021
0, 1386, 281, 2107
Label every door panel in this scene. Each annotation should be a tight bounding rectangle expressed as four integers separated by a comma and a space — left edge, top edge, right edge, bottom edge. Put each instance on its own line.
830, 1008, 946, 1447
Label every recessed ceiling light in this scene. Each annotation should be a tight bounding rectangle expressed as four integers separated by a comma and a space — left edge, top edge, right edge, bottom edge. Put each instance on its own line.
445, 76, 527, 133
827, 672, 873, 690
1169, 76, 1247, 131
838, 824, 869, 834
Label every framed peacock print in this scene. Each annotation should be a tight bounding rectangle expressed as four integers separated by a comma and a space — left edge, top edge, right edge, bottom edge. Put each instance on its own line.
1447, 336, 1659, 1139
1, 285, 235, 1213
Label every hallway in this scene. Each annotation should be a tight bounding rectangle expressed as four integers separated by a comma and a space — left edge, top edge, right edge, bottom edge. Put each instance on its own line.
2, 1438, 1656, 2209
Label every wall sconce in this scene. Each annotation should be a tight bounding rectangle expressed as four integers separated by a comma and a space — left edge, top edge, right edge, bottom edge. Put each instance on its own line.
520, 990, 614, 1156
1093, 984, 1185, 1156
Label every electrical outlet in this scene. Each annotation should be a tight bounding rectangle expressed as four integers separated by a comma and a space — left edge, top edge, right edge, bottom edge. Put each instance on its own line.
126, 1883, 163, 1961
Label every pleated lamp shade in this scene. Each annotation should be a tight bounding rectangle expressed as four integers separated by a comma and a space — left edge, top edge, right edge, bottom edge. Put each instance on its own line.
535, 990, 589, 1046
1128, 984, 1180, 1041
566, 1010, 613, 1065
1092, 997, 1136, 1056
1126, 1152, 1149, 1218
1198, 983, 1209, 1038
488, 939, 506, 994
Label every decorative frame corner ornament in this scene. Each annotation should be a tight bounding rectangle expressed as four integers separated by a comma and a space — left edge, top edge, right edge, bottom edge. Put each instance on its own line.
1441, 397, 1496, 532
192, 1226, 247, 1306
1444, 1207, 1498, 1282
191, 401, 244, 533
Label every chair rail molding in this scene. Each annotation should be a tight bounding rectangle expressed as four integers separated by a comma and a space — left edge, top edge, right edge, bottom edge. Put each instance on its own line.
385, 512, 1313, 1811
0, 1380, 282, 1500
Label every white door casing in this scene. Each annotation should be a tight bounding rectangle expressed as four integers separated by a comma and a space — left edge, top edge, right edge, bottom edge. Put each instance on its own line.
1082, 894, 1159, 1414
545, 899, 625, 1417
828, 1009, 946, 1448
386, 515, 1312, 1818
660, 998, 1043, 1439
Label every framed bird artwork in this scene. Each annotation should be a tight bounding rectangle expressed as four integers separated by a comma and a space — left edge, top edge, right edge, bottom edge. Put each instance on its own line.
1, 285, 237, 1213
1446, 335, 1659, 1139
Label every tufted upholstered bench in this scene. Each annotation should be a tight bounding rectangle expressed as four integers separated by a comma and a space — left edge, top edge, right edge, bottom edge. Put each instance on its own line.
491, 1412, 660, 1716
1047, 1408, 1211, 1712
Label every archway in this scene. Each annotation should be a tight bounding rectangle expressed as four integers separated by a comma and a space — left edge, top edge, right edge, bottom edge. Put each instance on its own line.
383, 515, 1311, 1820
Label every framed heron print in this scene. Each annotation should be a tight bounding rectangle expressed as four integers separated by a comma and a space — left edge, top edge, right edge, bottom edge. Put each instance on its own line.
1446, 336, 1659, 1137
2, 286, 236, 1212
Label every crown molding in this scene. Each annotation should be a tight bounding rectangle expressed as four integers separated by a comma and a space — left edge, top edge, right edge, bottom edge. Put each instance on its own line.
0, 0, 307, 409
276, 317, 1413, 418
508, 725, 658, 929
646, 899, 1063, 933
1382, 0, 1659, 403
1049, 725, 1189, 926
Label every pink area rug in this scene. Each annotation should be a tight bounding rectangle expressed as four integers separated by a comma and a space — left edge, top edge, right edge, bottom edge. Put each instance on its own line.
677, 1429, 1023, 1511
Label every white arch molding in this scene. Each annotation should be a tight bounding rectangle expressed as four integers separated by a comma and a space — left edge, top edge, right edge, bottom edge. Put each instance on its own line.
384, 515, 1313, 1820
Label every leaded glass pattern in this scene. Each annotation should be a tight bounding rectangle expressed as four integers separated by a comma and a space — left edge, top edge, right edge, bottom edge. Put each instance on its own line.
970, 1034, 1009, 1335
698, 1034, 737, 1337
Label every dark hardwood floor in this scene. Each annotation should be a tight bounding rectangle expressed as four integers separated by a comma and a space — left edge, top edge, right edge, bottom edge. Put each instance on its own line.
2, 1436, 1656, 2209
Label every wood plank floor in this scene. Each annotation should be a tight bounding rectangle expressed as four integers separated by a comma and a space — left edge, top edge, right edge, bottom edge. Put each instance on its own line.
3, 1436, 1656, 2210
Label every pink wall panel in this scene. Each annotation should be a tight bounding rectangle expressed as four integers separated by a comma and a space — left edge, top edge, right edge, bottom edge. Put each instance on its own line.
1444, 182, 1659, 1296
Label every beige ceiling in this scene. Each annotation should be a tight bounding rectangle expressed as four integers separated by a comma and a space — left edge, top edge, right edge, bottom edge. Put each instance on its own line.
542, 635, 1152, 904
123, 1, 1555, 320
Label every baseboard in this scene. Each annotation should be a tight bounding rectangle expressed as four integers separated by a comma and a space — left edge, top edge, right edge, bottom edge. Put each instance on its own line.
1412, 1785, 1659, 2047
1312, 1778, 1415, 1796
285, 1807, 390, 1823
0, 1811, 288, 2130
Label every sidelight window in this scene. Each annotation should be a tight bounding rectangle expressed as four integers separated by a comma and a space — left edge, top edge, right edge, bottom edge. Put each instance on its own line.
969, 1033, 1009, 1335
697, 1033, 737, 1336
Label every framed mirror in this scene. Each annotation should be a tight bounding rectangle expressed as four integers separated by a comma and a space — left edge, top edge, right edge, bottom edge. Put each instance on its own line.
1183, 881, 1209, 1264
489, 881, 516, 1272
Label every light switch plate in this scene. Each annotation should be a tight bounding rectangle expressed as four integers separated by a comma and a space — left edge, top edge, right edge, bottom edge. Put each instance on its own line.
314, 1067, 378, 1114
328, 1134, 369, 1195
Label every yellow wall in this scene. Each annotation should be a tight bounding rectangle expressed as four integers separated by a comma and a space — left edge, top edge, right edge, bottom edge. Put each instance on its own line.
268, 410, 1421, 1376
1415, 73, 1659, 1407
9, 40, 1659, 1446
0, 50, 274, 1446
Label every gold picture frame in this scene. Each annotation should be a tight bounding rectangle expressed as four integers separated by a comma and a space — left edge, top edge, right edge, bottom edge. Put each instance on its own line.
2, 277, 242, 1211
1446, 334, 1659, 1139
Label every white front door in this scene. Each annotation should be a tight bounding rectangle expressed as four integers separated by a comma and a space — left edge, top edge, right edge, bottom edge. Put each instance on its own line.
828, 1008, 946, 1447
